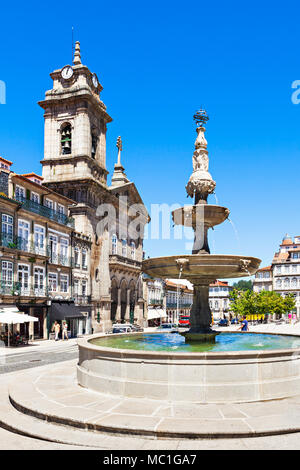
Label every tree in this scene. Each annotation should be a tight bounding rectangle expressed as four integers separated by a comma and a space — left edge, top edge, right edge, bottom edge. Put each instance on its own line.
232, 280, 253, 291
229, 289, 296, 318
229, 289, 258, 317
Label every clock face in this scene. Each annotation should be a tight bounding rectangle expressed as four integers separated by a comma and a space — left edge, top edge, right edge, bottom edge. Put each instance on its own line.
92, 73, 99, 88
61, 65, 73, 80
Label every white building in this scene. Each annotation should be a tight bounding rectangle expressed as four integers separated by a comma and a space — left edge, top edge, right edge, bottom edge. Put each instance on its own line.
209, 281, 233, 320
253, 266, 273, 293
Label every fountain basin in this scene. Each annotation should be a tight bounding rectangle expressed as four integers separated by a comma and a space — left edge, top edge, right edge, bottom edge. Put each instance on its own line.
77, 332, 300, 403
142, 254, 261, 281
172, 204, 230, 228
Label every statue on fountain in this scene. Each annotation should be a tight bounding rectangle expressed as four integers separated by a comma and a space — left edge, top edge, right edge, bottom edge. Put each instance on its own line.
142, 109, 261, 342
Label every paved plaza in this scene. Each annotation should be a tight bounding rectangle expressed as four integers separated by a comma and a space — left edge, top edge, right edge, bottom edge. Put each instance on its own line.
1, 325, 300, 449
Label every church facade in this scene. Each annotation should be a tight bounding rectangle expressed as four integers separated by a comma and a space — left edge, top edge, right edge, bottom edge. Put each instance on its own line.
39, 42, 149, 333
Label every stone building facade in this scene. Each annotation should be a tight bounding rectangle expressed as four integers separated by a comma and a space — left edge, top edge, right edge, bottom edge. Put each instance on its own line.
0, 158, 90, 339
253, 234, 300, 318
39, 42, 149, 332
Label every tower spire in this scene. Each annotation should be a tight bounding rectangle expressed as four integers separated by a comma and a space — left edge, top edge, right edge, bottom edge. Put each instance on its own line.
73, 41, 82, 65
111, 136, 129, 187
116, 136, 122, 165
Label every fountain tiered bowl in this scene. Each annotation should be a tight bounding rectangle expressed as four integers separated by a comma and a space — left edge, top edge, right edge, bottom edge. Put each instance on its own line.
142, 253, 261, 281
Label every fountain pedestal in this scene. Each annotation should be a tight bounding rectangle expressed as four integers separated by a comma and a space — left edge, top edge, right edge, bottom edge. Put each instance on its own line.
181, 280, 220, 342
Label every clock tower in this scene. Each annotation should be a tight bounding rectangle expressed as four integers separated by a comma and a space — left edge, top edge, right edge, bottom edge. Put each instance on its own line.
39, 41, 112, 191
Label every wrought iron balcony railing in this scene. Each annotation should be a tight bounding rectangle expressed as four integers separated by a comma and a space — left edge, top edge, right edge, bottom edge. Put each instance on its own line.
47, 251, 71, 267
0, 233, 48, 256
0, 282, 22, 296
16, 197, 74, 228
72, 294, 92, 305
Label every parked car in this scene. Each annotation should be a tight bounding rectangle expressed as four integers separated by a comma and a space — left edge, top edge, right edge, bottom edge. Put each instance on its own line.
157, 323, 178, 333
111, 323, 133, 334
218, 318, 229, 326
230, 317, 239, 324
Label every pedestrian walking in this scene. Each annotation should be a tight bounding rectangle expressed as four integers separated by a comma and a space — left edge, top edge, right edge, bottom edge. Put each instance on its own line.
62, 321, 68, 340
238, 315, 249, 332
52, 321, 60, 341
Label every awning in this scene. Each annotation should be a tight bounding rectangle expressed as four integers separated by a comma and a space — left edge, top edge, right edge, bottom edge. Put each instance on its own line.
147, 308, 166, 320
49, 301, 86, 322
0, 308, 39, 324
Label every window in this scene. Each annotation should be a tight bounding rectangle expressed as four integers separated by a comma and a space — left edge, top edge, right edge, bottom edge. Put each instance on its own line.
45, 199, 54, 211
276, 265, 281, 273
284, 278, 290, 288
49, 234, 58, 263
61, 123, 72, 155
91, 133, 98, 159
292, 278, 297, 288
57, 204, 65, 215
121, 238, 127, 257
60, 238, 69, 265
276, 279, 282, 288
31, 192, 40, 204
111, 234, 117, 255
2, 214, 13, 240
82, 280, 87, 296
82, 249, 87, 268
18, 264, 29, 293
130, 241, 135, 260
60, 274, 68, 293
1, 261, 13, 286
74, 246, 80, 267
74, 279, 79, 295
18, 220, 30, 251
48, 273, 57, 292
34, 267, 44, 295
15, 185, 25, 201
34, 226, 45, 255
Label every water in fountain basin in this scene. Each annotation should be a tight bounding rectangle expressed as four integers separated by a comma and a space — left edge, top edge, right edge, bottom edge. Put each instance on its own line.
90, 332, 300, 353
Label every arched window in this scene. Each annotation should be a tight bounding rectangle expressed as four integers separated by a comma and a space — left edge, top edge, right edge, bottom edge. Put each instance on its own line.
111, 234, 117, 255
130, 241, 135, 259
292, 278, 297, 288
276, 279, 282, 288
121, 238, 127, 257
284, 277, 290, 288
61, 123, 72, 155
91, 132, 98, 159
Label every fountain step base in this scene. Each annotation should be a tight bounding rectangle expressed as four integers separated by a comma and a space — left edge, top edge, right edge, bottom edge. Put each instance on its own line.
180, 329, 221, 342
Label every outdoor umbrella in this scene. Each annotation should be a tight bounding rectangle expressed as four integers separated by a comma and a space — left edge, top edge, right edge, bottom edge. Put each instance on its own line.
0, 309, 39, 347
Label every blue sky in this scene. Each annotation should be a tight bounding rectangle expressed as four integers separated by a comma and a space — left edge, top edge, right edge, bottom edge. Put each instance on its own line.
1, 0, 300, 277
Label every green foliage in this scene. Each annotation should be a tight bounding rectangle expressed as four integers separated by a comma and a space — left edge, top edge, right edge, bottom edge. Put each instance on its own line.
229, 289, 296, 317
232, 280, 253, 291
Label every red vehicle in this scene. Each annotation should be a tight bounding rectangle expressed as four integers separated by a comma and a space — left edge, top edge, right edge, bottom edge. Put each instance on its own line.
179, 315, 190, 327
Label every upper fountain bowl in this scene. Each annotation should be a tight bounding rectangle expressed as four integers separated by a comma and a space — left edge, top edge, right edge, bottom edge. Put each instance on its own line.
172, 204, 230, 228
142, 254, 261, 282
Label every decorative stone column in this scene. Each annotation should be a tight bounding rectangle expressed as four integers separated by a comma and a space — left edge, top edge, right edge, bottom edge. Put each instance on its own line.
125, 288, 130, 322
115, 288, 121, 321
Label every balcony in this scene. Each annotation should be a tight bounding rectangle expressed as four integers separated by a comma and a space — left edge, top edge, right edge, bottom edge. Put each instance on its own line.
109, 254, 142, 272
48, 252, 71, 267
17, 197, 74, 228
0, 234, 48, 257
0, 282, 21, 296
73, 294, 92, 305
149, 298, 164, 305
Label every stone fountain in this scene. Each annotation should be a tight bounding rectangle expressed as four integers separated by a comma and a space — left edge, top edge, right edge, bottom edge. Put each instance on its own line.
142, 110, 261, 341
